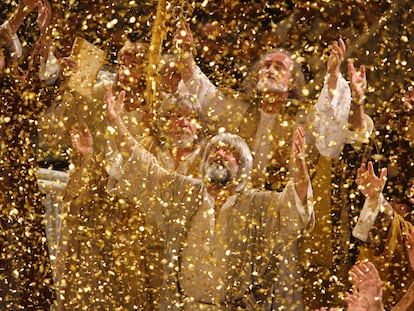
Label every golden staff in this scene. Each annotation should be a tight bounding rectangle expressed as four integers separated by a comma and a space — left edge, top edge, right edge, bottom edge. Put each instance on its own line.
146, 0, 167, 112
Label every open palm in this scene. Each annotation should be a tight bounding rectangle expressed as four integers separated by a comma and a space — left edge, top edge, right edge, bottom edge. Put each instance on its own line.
356, 161, 387, 200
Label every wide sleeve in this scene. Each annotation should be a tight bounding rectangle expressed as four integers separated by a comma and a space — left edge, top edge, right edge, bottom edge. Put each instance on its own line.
352, 193, 388, 242
39, 48, 60, 85
110, 141, 172, 219
261, 179, 314, 248
179, 65, 218, 108
313, 74, 372, 158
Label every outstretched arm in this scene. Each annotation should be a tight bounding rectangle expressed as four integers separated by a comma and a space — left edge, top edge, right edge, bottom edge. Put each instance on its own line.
355, 161, 387, 201
326, 38, 346, 99
105, 86, 137, 156
173, 22, 196, 83
352, 161, 391, 243
292, 126, 310, 205
347, 59, 367, 131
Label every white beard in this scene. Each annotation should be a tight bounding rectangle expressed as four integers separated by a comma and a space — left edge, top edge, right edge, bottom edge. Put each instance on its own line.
204, 163, 234, 186
257, 79, 289, 94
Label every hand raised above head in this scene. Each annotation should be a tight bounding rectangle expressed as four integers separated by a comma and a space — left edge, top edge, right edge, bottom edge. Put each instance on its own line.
327, 37, 346, 77
36, 0, 52, 34
356, 161, 387, 200
292, 126, 306, 161
105, 86, 125, 124
347, 59, 366, 104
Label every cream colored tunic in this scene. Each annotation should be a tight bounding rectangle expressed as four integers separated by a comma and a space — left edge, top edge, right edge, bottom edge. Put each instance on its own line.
113, 139, 314, 310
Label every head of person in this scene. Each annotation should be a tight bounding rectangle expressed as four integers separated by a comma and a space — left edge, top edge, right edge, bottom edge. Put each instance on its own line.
241, 48, 306, 101
159, 54, 182, 94
202, 133, 252, 193
156, 94, 203, 150
116, 41, 149, 109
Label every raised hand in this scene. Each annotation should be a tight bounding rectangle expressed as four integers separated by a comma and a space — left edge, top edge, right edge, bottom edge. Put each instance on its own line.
173, 22, 196, 82
174, 22, 194, 53
348, 261, 384, 311
293, 126, 306, 163
70, 124, 93, 156
36, 0, 52, 35
292, 126, 309, 204
347, 59, 366, 104
344, 291, 370, 311
327, 38, 346, 77
105, 86, 125, 125
356, 161, 387, 200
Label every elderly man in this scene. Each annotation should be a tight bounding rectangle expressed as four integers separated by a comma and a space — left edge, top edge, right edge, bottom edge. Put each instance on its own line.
174, 24, 373, 307
100, 89, 314, 309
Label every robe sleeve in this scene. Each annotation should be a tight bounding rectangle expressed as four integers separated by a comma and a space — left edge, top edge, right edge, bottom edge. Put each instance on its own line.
179, 66, 218, 107
39, 48, 60, 85
352, 193, 387, 242
314, 74, 372, 158
110, 141, 172, 221
262, 179, 314, 249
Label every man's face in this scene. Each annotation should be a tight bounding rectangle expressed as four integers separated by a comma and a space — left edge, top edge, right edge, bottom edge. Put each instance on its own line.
117, 53, 146, 92
204, 143, 240, 189
159, 60, 182, 94
161, 105, 200, 149
257, 52, 293, 94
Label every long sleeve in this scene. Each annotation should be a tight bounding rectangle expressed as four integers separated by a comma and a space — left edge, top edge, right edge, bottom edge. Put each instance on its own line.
179, 65, 218, 108
180, 65, 249, 134
39, 49, 60, 85
352, 193, 386, 242
260, 179, 314, 247
314, 74, 372, 158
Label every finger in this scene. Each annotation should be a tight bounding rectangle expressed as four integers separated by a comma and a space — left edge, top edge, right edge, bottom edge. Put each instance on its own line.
360, 162, 367, 173
367, 161, 375, 175
359, 65, 366, 80
119, 90, 126, 102
338, 37, 346, 54
347, 59, 355, 76
380, 167, 387, 183
331, 40, 338, 52
105, 86, 113, 101
298, 126, 305, 138
356, 167, 361, 179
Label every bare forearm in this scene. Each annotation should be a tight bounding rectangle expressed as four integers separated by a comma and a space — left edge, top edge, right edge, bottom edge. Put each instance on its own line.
327, 73, 339, 100
348, 102, 365, 131
294, 160, 310, 205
